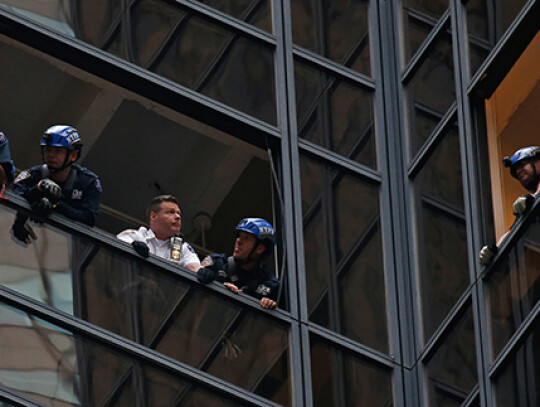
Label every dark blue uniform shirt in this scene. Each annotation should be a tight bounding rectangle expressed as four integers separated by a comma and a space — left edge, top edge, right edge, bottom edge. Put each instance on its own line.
201, 253, 280, 301
0, 133, 14, 183
13, 164, 102, 226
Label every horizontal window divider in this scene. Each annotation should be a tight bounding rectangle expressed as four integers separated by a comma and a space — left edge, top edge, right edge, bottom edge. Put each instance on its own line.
0, 285, 282, 407
298, 140, 382, 184
407, 103, 457, 179
417, 289, 473, 367
169, 0, 276, 45
420, 194, 466, 223
467, 0, 540, 98
0, 7, 282, 149
481, 199, 540, 281
0, 192, 294, 324
0, 383, 47, 407
292, 46, 375, 90
307, 323, 396, 369
401, 9, 451, 84
488, 293, 540, 379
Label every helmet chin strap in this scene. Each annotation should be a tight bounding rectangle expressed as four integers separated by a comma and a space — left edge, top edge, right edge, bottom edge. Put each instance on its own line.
525, 162, 539, 192
42, 148, 74, 174
234, 241, 261, 265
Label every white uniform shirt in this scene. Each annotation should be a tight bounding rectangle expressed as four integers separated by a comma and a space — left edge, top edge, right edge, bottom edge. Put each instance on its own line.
117, 226, 200, 268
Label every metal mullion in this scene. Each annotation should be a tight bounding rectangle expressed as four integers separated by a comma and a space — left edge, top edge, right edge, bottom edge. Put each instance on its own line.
193, 0, 268, 92
430, 377, 469, 401
466, 0, 540, 97
401, 10, 451, 84
293, 47, 375, 89
307, 324, 395, 369
100, 365, 135, 407
407, 103, 457, 178
169, 0, 276, 45
461, 384, 480, 407
420, 194, 466, 223
298, 141, 381, 183
418, 291, 473, 366
0, 286, 281, 407
0, 384, 48, 407
488, 296, 540, 377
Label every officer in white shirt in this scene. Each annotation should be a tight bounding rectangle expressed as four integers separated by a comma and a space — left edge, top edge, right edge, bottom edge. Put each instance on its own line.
117, 195, 201, 272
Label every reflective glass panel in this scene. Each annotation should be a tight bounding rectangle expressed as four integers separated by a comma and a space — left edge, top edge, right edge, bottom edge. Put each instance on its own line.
295, 60, 377, 169
406, 30, 455, 158
402, 0, 448, 63
194, 0, 272, 32
413, 125, 469, 342
493, 319, 540, 407
0, 203, 291, 405
309, 334, 393, 406
300, 155, 388, 352
290, 0, 371, 76
466, 0, 529, 77
425, 306, 477, 406
3, 1, 277, 123
0, 35, 275, 248
0, 301, 257, 407
487, 209, 540, 358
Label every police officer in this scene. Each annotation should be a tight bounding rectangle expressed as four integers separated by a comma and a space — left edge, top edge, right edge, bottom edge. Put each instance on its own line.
11, 125, 102, 244
0, 131, 15, 187
197, 218, 280, 310
117, 195, 201, 272
479, 146, 540, 265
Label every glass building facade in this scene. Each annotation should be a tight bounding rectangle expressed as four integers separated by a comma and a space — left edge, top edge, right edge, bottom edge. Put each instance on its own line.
0, 1, 539, 406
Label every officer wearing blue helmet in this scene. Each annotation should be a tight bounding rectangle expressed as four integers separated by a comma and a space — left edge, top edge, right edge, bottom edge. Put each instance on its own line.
479, 146, 540, 265
11, 125, 102, 244
197, 217, 280, 309
0, 131, 15, 186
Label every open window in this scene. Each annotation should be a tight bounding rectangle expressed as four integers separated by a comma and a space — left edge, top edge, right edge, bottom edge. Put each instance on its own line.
484, 30, 540, 241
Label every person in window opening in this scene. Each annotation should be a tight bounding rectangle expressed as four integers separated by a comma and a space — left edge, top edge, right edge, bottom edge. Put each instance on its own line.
10, 125, 102, 245
479, 146, 540, 265
196, 218, 280, 310
0, 131, 15, 192
117, 195, 201, 272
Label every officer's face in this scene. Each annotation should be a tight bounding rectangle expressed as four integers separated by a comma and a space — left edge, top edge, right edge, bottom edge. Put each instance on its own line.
150, 202, 182, 240
43, 146, 77, 169
233, 231, 263, 261
515, 159, 539, 191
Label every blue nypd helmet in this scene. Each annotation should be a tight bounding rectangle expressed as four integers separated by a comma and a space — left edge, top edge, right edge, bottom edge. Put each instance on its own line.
236, 217, 276, 257
503, 146, 540, 178
41, 125, 83, 156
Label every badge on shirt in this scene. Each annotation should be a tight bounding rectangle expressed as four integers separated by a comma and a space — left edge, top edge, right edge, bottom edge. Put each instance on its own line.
71, 189, 83, 199
0, 132, 6, 143
201, 256, 215, 267
14, 171, 30, 183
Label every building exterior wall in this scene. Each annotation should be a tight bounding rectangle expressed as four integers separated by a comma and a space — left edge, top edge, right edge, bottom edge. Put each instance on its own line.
0, 1, 539, 406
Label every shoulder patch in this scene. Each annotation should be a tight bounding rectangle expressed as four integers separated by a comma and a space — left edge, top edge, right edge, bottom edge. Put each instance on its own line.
0, 132, 6, 144
201, 256, 215, 267
14, 171, 31, 183
94, 179, 102, 192
186, 243, 196, 253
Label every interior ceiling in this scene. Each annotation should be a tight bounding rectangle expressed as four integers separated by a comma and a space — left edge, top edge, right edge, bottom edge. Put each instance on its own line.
0, 34, 269, 245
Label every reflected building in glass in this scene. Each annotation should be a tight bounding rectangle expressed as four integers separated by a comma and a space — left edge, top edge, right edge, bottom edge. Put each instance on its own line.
0, 1, 539, 406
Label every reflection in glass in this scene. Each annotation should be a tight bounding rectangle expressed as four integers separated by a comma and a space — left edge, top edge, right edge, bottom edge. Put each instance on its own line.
300, 156, 388, 352
290, 0, 371, 76
4, 1, 277, 123
406, 30, 455, 158
488, 214, 540, 358
414, 126, 469, 342
0, 203, 291, 405
493, 319, 539, 407
466, 0, 529, 77
0, 302, 252, 407
310, 334, 393, 406
195, 0, 272, 32
295, 61, 377, 168
425, 306, 477, 406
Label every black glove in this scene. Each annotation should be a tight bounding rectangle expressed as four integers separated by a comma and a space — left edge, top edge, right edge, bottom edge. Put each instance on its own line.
40, 178, 62, 204
11, 217, 37, 245
30, 197, 55, 218
197, 267, 216, 284
131, 241, 150, 258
